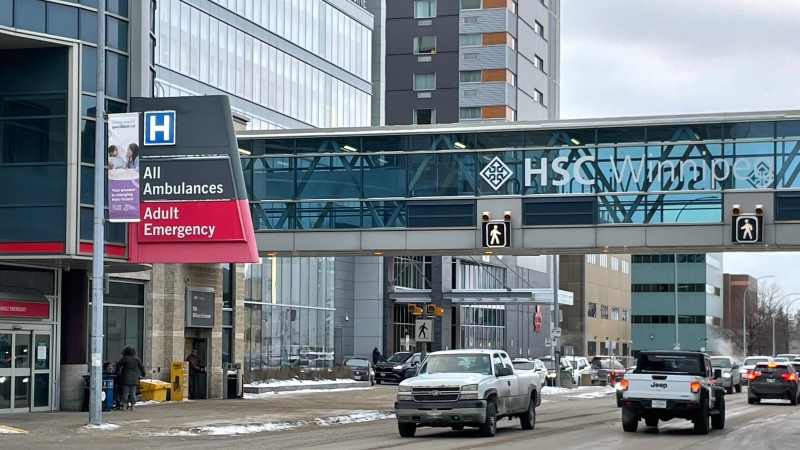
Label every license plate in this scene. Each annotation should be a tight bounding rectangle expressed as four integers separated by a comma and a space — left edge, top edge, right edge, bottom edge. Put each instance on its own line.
428, 411, 442, 418
767, 378, 776, 383
651, 400, 667, 408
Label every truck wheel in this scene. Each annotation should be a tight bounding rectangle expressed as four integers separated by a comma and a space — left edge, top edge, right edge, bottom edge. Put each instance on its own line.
748, 393, 760, 404
791, 393, 798, 406
376, 380, 381, 385
693, 400, 710, 435
480, 402, 497, 437
621, 408, 638, 432
520, 398, 536, 430
726, 385, 733, 395
735, 382, 742, 393
712, 396, 725, 430
398, 422, 416, 438
644, 416, 658, 427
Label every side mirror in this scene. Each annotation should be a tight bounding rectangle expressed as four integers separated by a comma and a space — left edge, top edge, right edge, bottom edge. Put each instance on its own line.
496, 367, 513, 377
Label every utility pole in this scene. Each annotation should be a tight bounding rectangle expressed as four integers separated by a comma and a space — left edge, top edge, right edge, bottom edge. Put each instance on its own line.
89, 0, 107, 425
420, 305, 428, 361
553, 255, 560, 388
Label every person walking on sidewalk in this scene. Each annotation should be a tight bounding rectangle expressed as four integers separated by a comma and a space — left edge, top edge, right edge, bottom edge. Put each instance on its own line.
186, 348, 205, 400
116, 346, 145, 411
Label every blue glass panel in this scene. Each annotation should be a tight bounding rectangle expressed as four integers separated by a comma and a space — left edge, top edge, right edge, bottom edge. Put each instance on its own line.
0, 0, 11, 27
82, 45, 97, 92
295, 155, 361, 200
2, 93, 67, 117
79, 9, 98, 43
363, 201, 406, 228
477, 151, 524, 196
249, 157, 294, 200
80, 164, 95, 204
777, 121, 800, 138
0, 205, 66, 241
0, 164, 65, 205
408, 152, 476, 197
15, 0, 46, 32
105, 51, 128, 99
46, 3, 79, 39
106, 16, 128, 51
522, 148, 596, 195
80, 119, 96, 163
725, 122, 775, 139
80, 0, 98, 7
251, 202, 293, 230
297, 202, 361, 229
476, 132, 524, 149
107, 0, 129, 17
362, 136, 408, 153
776, 141, 800, 188
0, 48, 67, 94
363, 154, 406, 198
80, 206, 126, 242
105, 99, 127, 114
597, 193, 721, 224
81, 94, 96, 117
1, 119, 66, 163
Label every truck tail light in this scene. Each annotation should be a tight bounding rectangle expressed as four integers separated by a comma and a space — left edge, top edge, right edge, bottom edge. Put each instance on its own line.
690, 381, 701, 393
748, 371, 761, 380
619, 379, 628, 391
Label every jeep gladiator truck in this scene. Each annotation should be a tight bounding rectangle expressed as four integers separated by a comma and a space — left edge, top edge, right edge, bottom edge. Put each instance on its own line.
394, 349, 541, 438
618, 351, 725, 435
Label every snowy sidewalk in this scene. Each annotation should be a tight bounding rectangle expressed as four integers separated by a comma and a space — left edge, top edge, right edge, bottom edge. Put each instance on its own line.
244, 378, 370, 394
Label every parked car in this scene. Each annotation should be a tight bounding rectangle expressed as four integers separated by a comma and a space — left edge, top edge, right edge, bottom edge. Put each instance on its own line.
741, 356, 773, 384
747, 362, 800, 405
538, 356, 572, 386
341, 357, 374, 386
709, 356, 742, 394
590, 359, 626, 384
776, 353, 799, 361
564, 356, 592, 386
375, 352, 422, 384
512, 358, 547, 392
395, 349, 541, 438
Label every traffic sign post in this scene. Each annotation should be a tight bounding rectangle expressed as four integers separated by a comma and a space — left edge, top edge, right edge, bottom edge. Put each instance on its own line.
482, 221, 511, 248
415, 319, 433, 343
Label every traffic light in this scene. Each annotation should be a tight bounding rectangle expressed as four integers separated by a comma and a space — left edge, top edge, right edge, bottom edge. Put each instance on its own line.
427, 304, 443, 317
407, 303, 423, 315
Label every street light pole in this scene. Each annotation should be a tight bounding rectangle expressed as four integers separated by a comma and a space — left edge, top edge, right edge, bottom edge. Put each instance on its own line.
89, 0, 107, 426
772, 295, 800, 356
743, 275, 774, 360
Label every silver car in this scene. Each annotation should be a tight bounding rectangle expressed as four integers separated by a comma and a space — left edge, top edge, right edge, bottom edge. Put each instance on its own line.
710, 356, 742, 394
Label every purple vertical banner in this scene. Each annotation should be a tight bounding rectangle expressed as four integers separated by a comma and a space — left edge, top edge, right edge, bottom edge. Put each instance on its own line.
107, 113, 141, 222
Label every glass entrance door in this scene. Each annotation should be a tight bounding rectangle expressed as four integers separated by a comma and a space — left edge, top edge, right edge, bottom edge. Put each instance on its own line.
0, 331, 50, 413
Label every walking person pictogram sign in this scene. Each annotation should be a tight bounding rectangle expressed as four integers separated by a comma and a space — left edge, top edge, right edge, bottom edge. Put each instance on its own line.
415, 319, 433, 343
732, 214, 763, 243
482, 221, 510, 248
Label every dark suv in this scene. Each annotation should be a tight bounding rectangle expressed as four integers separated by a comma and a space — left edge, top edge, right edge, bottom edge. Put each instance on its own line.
747, 362, 800, 405
375, 352, 421, 384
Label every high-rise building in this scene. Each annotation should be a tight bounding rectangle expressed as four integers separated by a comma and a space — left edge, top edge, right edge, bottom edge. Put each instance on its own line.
384, 0, 560, 125
631, 254, 723, 356
0, 0, 376, 413
722, 274, 757, 332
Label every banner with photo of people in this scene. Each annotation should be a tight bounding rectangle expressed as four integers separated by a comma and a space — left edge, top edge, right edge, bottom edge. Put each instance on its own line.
107, 113, 141, 222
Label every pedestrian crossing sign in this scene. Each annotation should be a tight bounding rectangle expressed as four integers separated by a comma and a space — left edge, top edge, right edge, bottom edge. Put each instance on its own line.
482, 221, 510, 248
733, 214, 762, 243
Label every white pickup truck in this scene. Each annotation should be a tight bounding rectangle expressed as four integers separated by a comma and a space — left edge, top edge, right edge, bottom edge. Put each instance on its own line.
395, 349, 541, 438
618, 351, 725, 435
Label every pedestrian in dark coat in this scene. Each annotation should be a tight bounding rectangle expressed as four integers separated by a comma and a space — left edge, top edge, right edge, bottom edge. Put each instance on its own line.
116, 346, 145, 410
373, 347, 382, 364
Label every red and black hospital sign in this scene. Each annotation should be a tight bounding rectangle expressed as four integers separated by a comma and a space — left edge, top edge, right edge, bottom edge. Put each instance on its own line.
127, 96, 258, 263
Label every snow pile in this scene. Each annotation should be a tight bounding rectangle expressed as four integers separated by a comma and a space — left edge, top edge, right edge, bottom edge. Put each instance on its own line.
542, 386, 573, 395
83, 423, 120, 431
314, 411, 395, 426
0, 428, 25, 434
244, 386, 370, 399
200, 422, 294, 436
247, 378, 359, 387
569, 386, 617, 399
196, 410, 395, 436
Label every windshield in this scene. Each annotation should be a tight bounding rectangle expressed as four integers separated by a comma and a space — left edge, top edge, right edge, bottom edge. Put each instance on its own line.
593, 360, 624, 370
744, 357, 769, 366
343, 358, 369, 368
541, 360, 556, 370
512, 361, 535, 370
386, 352, 412, 363
710, 358, 732, 368
635, 354, 705, 375
418, 354, 492, 375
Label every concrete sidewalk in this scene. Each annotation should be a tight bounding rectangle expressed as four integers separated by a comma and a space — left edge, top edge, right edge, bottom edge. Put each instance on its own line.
0, 385, 395, 438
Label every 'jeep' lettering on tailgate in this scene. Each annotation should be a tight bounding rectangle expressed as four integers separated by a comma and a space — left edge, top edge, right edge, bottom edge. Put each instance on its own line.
651, 382, 668, 389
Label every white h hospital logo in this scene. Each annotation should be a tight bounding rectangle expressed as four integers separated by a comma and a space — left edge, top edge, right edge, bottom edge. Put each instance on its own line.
143, 111, 176, 146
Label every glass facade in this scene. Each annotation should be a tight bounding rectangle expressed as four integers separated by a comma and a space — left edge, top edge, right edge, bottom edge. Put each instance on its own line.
243, 257, 335, 380
156, 0, 371, 129
239, 118, 800, 229
459, 305, 505, 349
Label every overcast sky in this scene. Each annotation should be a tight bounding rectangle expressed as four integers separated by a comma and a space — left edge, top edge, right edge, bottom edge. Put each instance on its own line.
560, 0, 800, 299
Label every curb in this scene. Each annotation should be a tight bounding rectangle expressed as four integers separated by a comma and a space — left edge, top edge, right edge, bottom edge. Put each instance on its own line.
244, 381, 371, 394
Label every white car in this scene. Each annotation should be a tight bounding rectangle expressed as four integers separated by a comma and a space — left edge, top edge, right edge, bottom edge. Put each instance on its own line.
740, 356, 773, 383
512, 358, 547, 392
564, 356, 592, 386
395, 349, 542, 438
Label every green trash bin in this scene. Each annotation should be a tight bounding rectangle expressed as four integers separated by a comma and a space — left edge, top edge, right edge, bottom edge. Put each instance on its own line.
560, 369, 573, 389
598, 369, 608, 386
